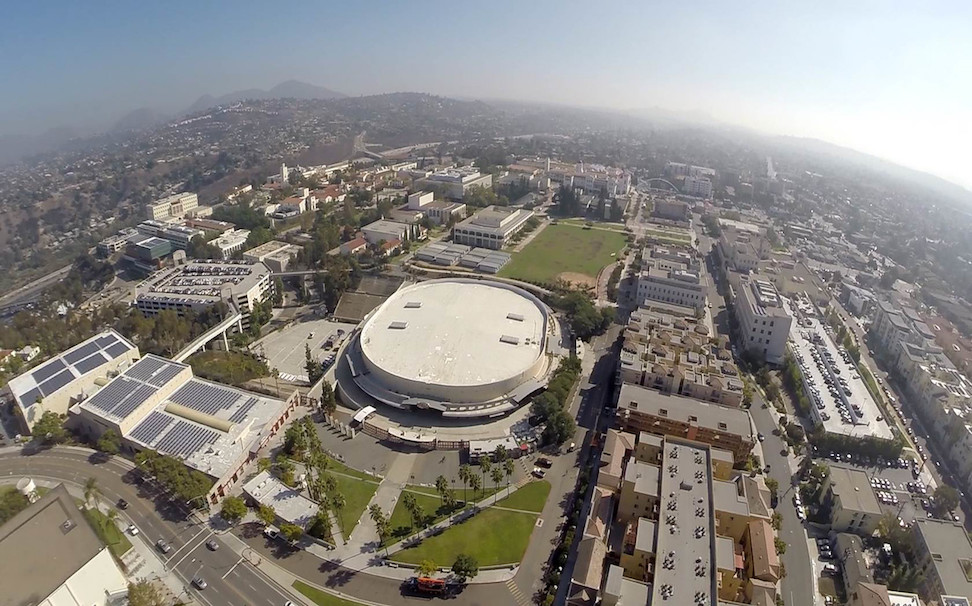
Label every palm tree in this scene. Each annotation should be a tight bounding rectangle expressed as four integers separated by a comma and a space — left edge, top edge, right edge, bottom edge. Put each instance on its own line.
479, 456, 492, 494
330, 493, 347, 538
83, 477, 99, 508
458, 465, 471, 504
435, 475, 448, 498
106, 508, 119, 526
491, 467, 504, 497
503, 459, 515, 496
469, 474, 482, 498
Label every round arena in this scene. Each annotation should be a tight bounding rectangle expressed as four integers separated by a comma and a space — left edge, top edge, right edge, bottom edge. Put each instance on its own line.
343, 278, 558, 418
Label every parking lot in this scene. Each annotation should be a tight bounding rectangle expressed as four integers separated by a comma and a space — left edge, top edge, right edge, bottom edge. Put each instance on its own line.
251, 318, 357, 381
786, 298, 894, 441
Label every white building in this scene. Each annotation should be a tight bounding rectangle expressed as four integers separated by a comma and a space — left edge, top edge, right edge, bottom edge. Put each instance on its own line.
137, 220, 203, 250
243, 471, 318, 529
729, 273, 793, 364
208, 228, 251, 259
361, 219, 412, 246
452, 206, 534, 250
636, 260, 707, 312
3, 330, 139, 433
417, 167, 493, 200
243, 240, 301, 273
147, 192, 198, 220
134, 260, 273, 329
0, 485, 129, 606
683, 176, 713, 198
404, 190, 466, 225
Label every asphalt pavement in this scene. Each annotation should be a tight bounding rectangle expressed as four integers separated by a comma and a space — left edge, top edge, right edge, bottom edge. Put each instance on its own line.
0, 448, 292, 606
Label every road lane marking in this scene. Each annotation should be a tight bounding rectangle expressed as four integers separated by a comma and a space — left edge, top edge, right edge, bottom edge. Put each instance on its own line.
171, 531, 210, 569
222, 556, 244, 579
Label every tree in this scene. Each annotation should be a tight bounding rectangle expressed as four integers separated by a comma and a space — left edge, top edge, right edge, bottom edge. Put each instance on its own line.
330, 493, 346, 535
435, 475, 449, 499
304, 343, 322, 384
451, 553, 479, 581
280, 523, 303, 543
492, 445, 508, 462
220, 496, 247, 524
417, 560, 438, 577
32, 411, 67, 445
765, 477, 779, 499
320, 380, 337, 415
771, 512, 783, 531
504, 459, 515, 494
491, 467, 504, 492
933, 484, 960, 515
543, 410, 576, 446
83, 477, 100, 507
257, 504, 277, 526
479, 456, 492, 492
774, 537, 787, 555
458, 464, 472, 503
370, 504, 390, 552
96, 428, 121, 454
468, 474, 482, 497
127, 580, 167, 606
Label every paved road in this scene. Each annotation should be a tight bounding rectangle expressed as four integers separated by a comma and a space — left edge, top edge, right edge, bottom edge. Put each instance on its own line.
0, 448, 292, 606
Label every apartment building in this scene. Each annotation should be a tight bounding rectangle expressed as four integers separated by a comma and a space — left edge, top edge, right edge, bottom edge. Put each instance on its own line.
619, 306, 744, 407
822, 466, 883, 535
913, 519, 972, 603
636, 261, 707, 312
718, 224, 771, 273
615, 383, 756, 464
729, 272, 793, 364
683, 176, 713, 198
452, 205, 535, 250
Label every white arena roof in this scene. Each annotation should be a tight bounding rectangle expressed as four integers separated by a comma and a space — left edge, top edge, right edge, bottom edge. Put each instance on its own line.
359, 280, 546, 399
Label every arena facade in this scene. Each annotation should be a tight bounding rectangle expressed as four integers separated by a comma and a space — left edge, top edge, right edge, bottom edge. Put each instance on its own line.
339, 278, 564, 418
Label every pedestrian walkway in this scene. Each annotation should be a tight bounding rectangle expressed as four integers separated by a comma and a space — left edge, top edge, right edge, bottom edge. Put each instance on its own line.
506, 578, 532, 606
336, 452, 416, 559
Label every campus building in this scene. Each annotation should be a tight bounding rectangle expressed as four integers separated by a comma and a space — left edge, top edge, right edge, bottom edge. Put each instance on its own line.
146, 192, 199, 220
615, 383, 756, 464
134, 260, 273, 329
728, 272, 793, 364
683, 176, 713, 198
360, 219, 412, 246
136, 220, 203, 250
2, 330, 139, 433
636, 251, 707, 312
415, 166, 493, 200
404, 191, 466, 225
243, 240, 302, 273
73, 354, 300, 505
207, 228, 250, 259
913, 519, 972, 603
0, 485, 129, 606
452, 205, 535, 250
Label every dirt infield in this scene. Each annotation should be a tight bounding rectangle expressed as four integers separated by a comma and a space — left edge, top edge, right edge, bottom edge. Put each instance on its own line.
557, 271, 597, 288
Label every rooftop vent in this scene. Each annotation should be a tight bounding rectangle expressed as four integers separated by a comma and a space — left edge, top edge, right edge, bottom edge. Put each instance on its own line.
404, 301, 422, 309
389, 321, 408, 330
507, 313, 524, 322
61, 519, 76, 533
499, 335, 520, 345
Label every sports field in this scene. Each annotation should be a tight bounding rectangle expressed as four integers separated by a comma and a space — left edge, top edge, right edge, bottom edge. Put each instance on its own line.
499, 223, 626, 285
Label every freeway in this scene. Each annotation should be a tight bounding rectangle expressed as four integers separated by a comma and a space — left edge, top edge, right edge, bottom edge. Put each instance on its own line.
0, 448, 292, 606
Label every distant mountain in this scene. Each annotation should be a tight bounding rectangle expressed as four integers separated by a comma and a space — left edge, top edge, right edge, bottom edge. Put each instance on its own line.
774, 135, 972, 208
110, 107, 169, 133
184, 79, 347, 115
0, 126, 80, 164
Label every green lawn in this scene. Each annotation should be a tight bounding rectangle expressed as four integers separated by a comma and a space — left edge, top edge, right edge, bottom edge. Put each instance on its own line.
495, 480, 550, 512
329, 460, 378, 481
643, 228, 691, 243
331, 473, 380, 540
387, 484, 509, 543
499, 223, 626, 284
82, 507, 132, 558
390, 507, 538, 567
561, 218, 628, 232
293, 580, 367, 606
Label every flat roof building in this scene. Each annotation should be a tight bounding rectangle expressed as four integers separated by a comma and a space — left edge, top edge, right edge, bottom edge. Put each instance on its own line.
361, 219, 412, 246
729, 272, 793, 364
3, 330, 139, 433
208, 228, 250, 259
74, 354, 299, 504
243, 470, 317, 529
636, 261, 707, 312
615, 383, 755, 464
147, 192, 198, 220
243, 240, 302, 273
416, 166, 492, 200
913, 519, 972, 602
823, 466, 883, 536
0, 485, 128, 606
134, 260, 272, 329
452, 205, 534, 250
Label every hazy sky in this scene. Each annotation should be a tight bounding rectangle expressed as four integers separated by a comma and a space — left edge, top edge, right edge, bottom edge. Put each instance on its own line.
2, 1, 970, 189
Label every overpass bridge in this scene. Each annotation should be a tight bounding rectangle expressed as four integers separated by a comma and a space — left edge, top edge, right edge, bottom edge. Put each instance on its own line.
172, 303, 244, 362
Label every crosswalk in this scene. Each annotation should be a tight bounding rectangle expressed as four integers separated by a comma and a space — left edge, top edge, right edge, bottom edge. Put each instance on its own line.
506, 579, 532, 606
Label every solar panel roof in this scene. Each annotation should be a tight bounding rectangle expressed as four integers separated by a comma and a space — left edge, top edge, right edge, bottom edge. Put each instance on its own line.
74, 352, 109, 375
31, 359, 66, 384
39, 368, 75, 396
105, 342, 131, 359
63, 341, 100, 365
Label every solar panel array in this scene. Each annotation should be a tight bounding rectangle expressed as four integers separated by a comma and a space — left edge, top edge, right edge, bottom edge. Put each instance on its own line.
129, 410, 176, 444
228, 397, 257, 423
169, 381, 239, 414
20, 332, 136, 407
63, 341, 99, 365
41, 369, 75, 395
105, 342, 131, 359
74, 353, 108, 374
155, 420, 218, 457
32, 359, 66, 383
124, 356, 185, 387
84, 377, 156, 420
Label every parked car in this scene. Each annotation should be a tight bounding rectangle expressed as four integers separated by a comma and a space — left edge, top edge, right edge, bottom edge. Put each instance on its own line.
264, 526, 280, 539
127, 524, 139, 536
536, 457, 552, 468
822, 563, 837, 575
532, 468, 546, 479
156, 539, 171, 554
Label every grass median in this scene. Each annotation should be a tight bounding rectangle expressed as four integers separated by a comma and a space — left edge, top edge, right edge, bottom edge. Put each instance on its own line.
293, 580, 366, 606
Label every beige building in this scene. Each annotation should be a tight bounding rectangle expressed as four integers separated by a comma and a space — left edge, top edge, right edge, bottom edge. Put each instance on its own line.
452, 205, 535, 250
147, 192, 198, 220
0, 485, 128, 606
3, 330, 139, 433
823, 466, 883, 535
728, 272, 793, 364
243, 240, 302, 273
